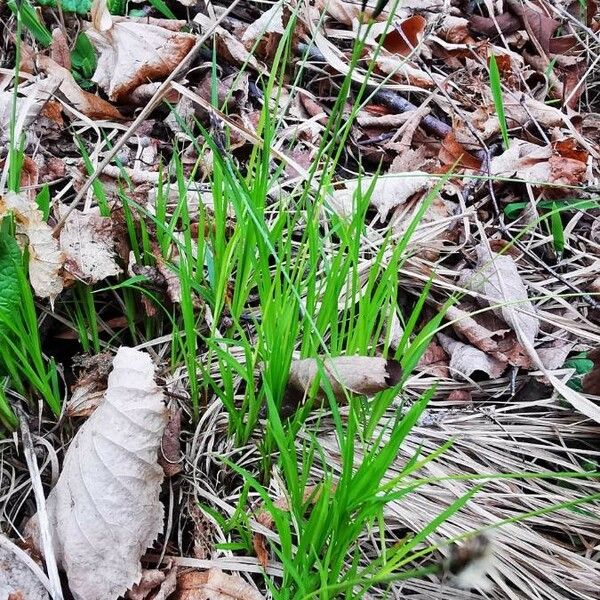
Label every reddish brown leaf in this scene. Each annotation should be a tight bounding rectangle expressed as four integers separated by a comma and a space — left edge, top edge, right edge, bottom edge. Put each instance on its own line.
380, 15, 427, 57
439, 132, 482, 171
582, 349, 600, 395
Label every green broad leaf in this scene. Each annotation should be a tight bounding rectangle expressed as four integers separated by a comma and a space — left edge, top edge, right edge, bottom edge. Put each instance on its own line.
0, 229, 22, 325
36, 0, 92, 14
8, 0, 52, 46
71, 33, 97, 81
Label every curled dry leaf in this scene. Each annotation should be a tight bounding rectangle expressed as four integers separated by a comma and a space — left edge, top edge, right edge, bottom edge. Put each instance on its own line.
176, 569, 264, 600
194, 13, 260, 72
28, 347, 167, 600
0, 537, 49, 600
468, 243, 539, 348
286, 356, 402, 405
438, 332, 506, 380
0, 192, 64, 302
331, 173, 431, 221
158, 406, 183, 478
242, 2, 285, 59
58, 204, 121, 284
127, 565, 177, 600
87, 0, 196, 101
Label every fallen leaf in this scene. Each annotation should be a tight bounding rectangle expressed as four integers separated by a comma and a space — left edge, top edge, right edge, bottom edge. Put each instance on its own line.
0, 537, 49, 600
87, 0, 196, 101
28, 347, 167, 600
58, 204, 121, 284
331, 173, 431, 221
414, 340, 449, 377
127, 565, 177, 600
242, 2, 285, 59
439, 132, 482, 171
379, 15, 427, 57
438, 332, 506, 380
194, 13, 260, 72
582, 349, 600, 396
66, 352, 113, 418
286, 356, 402, 404
468, 243, 539, 348
0, 192, 64, 302
176, 569, 264, 600
158, 407, 182, 478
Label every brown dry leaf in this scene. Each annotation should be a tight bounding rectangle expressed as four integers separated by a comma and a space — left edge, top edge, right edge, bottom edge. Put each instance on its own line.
176, 569, 264, 600
414, 340, 449, 377
50, 28, 72, 70
439, 132, 482, 171
582, 349, 600, 395
127, 565, 177, 600
438, 332, 506, 380
331, 173, 431, 221
0, 538, 49, 600
242, 2, 285, 59
67, 352, 113, 417
315, 0, 381, 25
87, 0, 196, 101
469, 243, 539, 348
194, 13, 260, 72
379, 15, 427, 57
29, 53, 124, 121
58, 204, 121, 284
28, 347, 167, 600
287, 356, 402, 403
0, 191, 64, 302
158, 407, 182, 478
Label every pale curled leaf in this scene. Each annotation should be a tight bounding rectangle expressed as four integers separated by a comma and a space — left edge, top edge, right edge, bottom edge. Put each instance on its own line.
287, 356, 402, 402
88, 0, 196, 101
331, 174, 431, 221
31, 347, 167, 600
58, 204, 121, 284
0, 192, 64, 302
438, 332, 506, 380
469, 244, 539, 347
176, 569, 264, 600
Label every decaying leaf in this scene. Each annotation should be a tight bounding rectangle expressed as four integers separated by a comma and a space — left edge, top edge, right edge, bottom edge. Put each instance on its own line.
286, 356, 402, 405
158, 406, 183, 478
194, 13, 260, 72
29, 347, 167, 600
66, 352, 113, 418
58, 204, 121, 284
0, 191, 64, 302
331, 173, 431, 221
242, 2, 285, 59
438, 332, 506, 380
0, 538, 50, 600
468, 243, 539, 348
87, 0, 196, 101
127, 565, 177, 600
582, 349, 600, 396
176, 569, 264, 600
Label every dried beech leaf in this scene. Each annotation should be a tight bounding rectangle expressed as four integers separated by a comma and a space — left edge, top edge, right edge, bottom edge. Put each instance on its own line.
490, 140, 552, 181
0, 192, 64, 302
469, 244, 539, 347
176, 569, 264, 600
287, 356, 402, 402
87, 0, 196, 101
331, 174, 431, 221
438, 332, 506, 380
58, 204, 121, 284
30, 347, 167, 600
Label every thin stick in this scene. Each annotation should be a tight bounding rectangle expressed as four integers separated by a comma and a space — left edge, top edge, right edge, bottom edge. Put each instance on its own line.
53, 0, 243, 233
17, 405, 64, 600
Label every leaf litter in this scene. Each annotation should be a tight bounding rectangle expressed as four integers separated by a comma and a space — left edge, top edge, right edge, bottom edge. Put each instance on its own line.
1, 0, 599, 599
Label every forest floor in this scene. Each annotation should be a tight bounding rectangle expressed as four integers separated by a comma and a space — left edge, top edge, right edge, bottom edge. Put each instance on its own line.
0, 1, 599, 599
